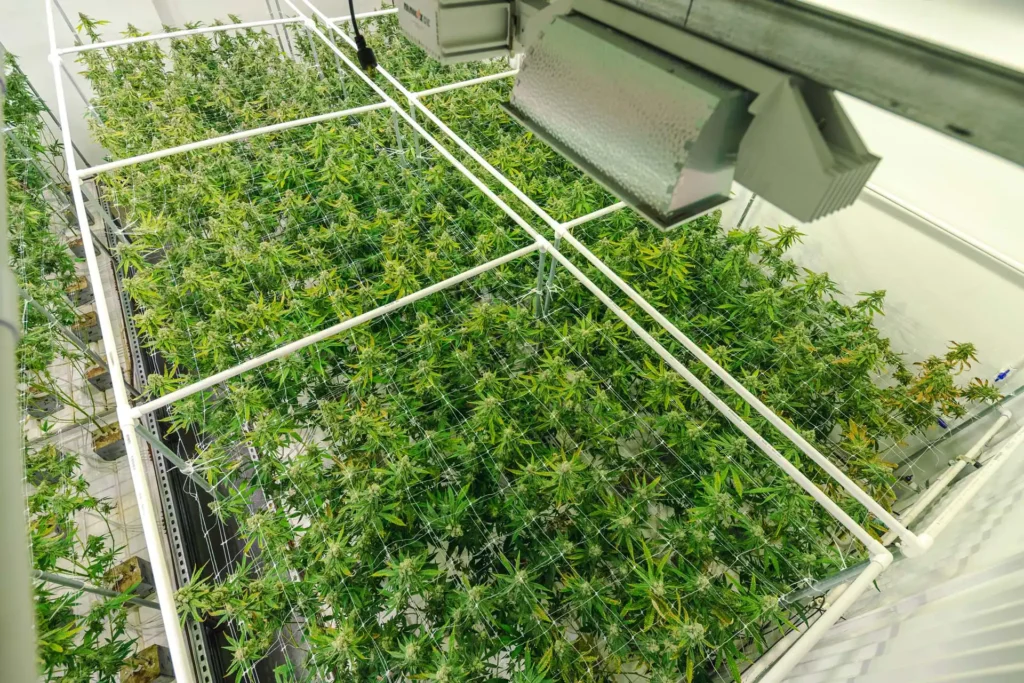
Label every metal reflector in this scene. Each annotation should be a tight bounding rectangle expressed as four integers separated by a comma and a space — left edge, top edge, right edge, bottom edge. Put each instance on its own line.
504, 14, 753, 229
398, 0, 512, 64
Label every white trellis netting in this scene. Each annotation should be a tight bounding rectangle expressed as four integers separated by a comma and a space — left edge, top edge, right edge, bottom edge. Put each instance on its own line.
41, 1, 960, 681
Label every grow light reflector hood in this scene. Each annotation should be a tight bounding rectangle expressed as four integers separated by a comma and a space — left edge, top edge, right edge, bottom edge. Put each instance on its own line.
504, 13, 753, 230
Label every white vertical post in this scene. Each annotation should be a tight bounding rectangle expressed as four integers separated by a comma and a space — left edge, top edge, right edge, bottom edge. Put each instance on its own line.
0, 44, 42, 683
42, 3, 197, 682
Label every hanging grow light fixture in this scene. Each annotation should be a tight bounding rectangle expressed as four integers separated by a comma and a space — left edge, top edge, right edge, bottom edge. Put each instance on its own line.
397, 0, 1024, 229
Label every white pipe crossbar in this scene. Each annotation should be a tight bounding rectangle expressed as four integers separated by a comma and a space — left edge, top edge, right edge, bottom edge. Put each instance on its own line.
129, 243, 541, 418
307, 0, 925, 552
78, 101, 389, 178
57, 17, 302, 54
55, 8, 397, 56
43, 2, 197, 682
561, 201, 627, 231
413, 70, 520, 99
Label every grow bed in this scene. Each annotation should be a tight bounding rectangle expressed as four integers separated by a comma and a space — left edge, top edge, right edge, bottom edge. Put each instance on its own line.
414, 77, 1000, 510
168, 267, 864, 682
102, 111, 533, 381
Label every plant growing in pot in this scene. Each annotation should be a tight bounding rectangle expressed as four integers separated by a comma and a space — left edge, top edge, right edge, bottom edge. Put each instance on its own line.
87, 364, 114, 392
26, 387, 64, 418
26, 444, 70, 488
66, 274, 95, 307
73, 310, 102, 344
92, 423, 127, 462
106, 556, 156, 599
120, 645, 174, 683
67, 234, 89, 259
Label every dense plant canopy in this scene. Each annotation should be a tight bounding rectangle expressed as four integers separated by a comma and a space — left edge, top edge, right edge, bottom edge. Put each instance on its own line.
73, 13, 998, 683
6, 53, 137, 681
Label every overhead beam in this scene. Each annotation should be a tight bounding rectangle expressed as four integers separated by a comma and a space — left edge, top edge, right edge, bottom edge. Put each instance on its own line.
678, 0, 1024, 166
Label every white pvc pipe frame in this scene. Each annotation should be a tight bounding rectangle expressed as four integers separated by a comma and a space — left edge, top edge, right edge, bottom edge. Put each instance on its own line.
43, 1, 950, 678
880, 407, 1012, 546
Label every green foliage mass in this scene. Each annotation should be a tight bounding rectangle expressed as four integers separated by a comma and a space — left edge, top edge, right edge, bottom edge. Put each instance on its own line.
6, 53, 137, 681
74, 14, 998, 683
5, 54, 79, 375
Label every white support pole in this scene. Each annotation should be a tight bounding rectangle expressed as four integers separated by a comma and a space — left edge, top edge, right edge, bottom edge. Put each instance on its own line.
285, 0, 893, 558
57, 16, 304, 55
757, 554, 892, 683
79, 101, 389, 178
0, 45, 41, 683
327, 7, 398, 24
129, 243, 542, 418
303, 0, 925, 551
42, 2, 197, 682
412, 70, 520, 99
882, 408, 1011, 545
